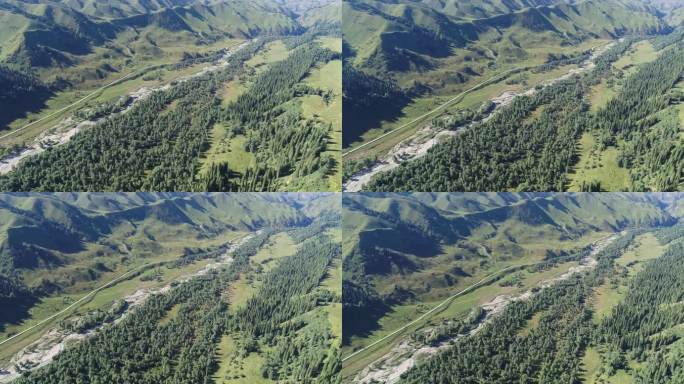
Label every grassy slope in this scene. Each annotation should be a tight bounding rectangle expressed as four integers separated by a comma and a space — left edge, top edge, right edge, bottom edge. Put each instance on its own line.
214, 335, 274, 384
568, 39, 672, 192
581, 232, 667, 383
218, 227, 341, 383
568, 133, 631, 192
227, 232, 298, 309
199, 36, 342, 192
342, 0, 663, 156
295, 37, 342, 191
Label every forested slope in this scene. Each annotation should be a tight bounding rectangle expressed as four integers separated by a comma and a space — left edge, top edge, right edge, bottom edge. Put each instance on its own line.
0, 34, 340, 191
397, 221, 684, 383
13, 226, 341, 384
342, 193, 675, 344
363, 28, 684, 191
342, 0, 667, 147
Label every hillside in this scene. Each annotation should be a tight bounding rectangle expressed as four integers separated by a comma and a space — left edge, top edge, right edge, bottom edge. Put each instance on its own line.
393, 225, 684, 383
0, 192, 341, 383
0, 65, 52, 132
360, 27, 684, 192
0, 0, 341, 192
0, 0, 299, 69
0, 193, 325, 327
342, 0, 684, 192
341, 192, 679, 382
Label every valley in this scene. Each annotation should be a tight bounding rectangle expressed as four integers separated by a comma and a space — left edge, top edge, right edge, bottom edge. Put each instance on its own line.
343, 0, 684, 192
0, 0, 341, 192
342, 193, 684, 383
0, 193, 341, 383
343, 40, 615, 191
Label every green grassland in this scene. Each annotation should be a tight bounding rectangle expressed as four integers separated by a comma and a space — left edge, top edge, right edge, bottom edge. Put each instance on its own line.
199, 124, 256, 177
0, 0, 301, 135
579, 232, 668, 383
567, 38, 680, 192
0, 194, 340, 381
296, 57, 342, 190
568, 133, 631, 192
246, 40, 291, 71
214, 335, 274, 384
341, 215, 610, 377
343, 0, 684, 192
195, 36, 342, 192
588, 80, 617, 113
613, 40, 660, 73
219, 227, 341, 383
227, 232, 298, 309
197, 39, 290, 185
0, 193, 318, 368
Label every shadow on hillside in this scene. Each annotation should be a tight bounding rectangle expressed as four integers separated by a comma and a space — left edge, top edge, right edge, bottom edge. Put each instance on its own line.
342, 100, 412, 149
1, 90, 54, 132
0, 296, 39, 334
342, 301, 391, 346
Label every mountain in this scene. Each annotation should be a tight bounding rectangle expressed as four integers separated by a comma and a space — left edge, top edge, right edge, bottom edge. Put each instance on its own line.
344, 0, 665, 75
342, 0, 669, 150
0, 193, 333, 329
0, 0, 301, 69
0, 192, 342, 384
0, 0, 341, 192
342, 192, 678, 342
